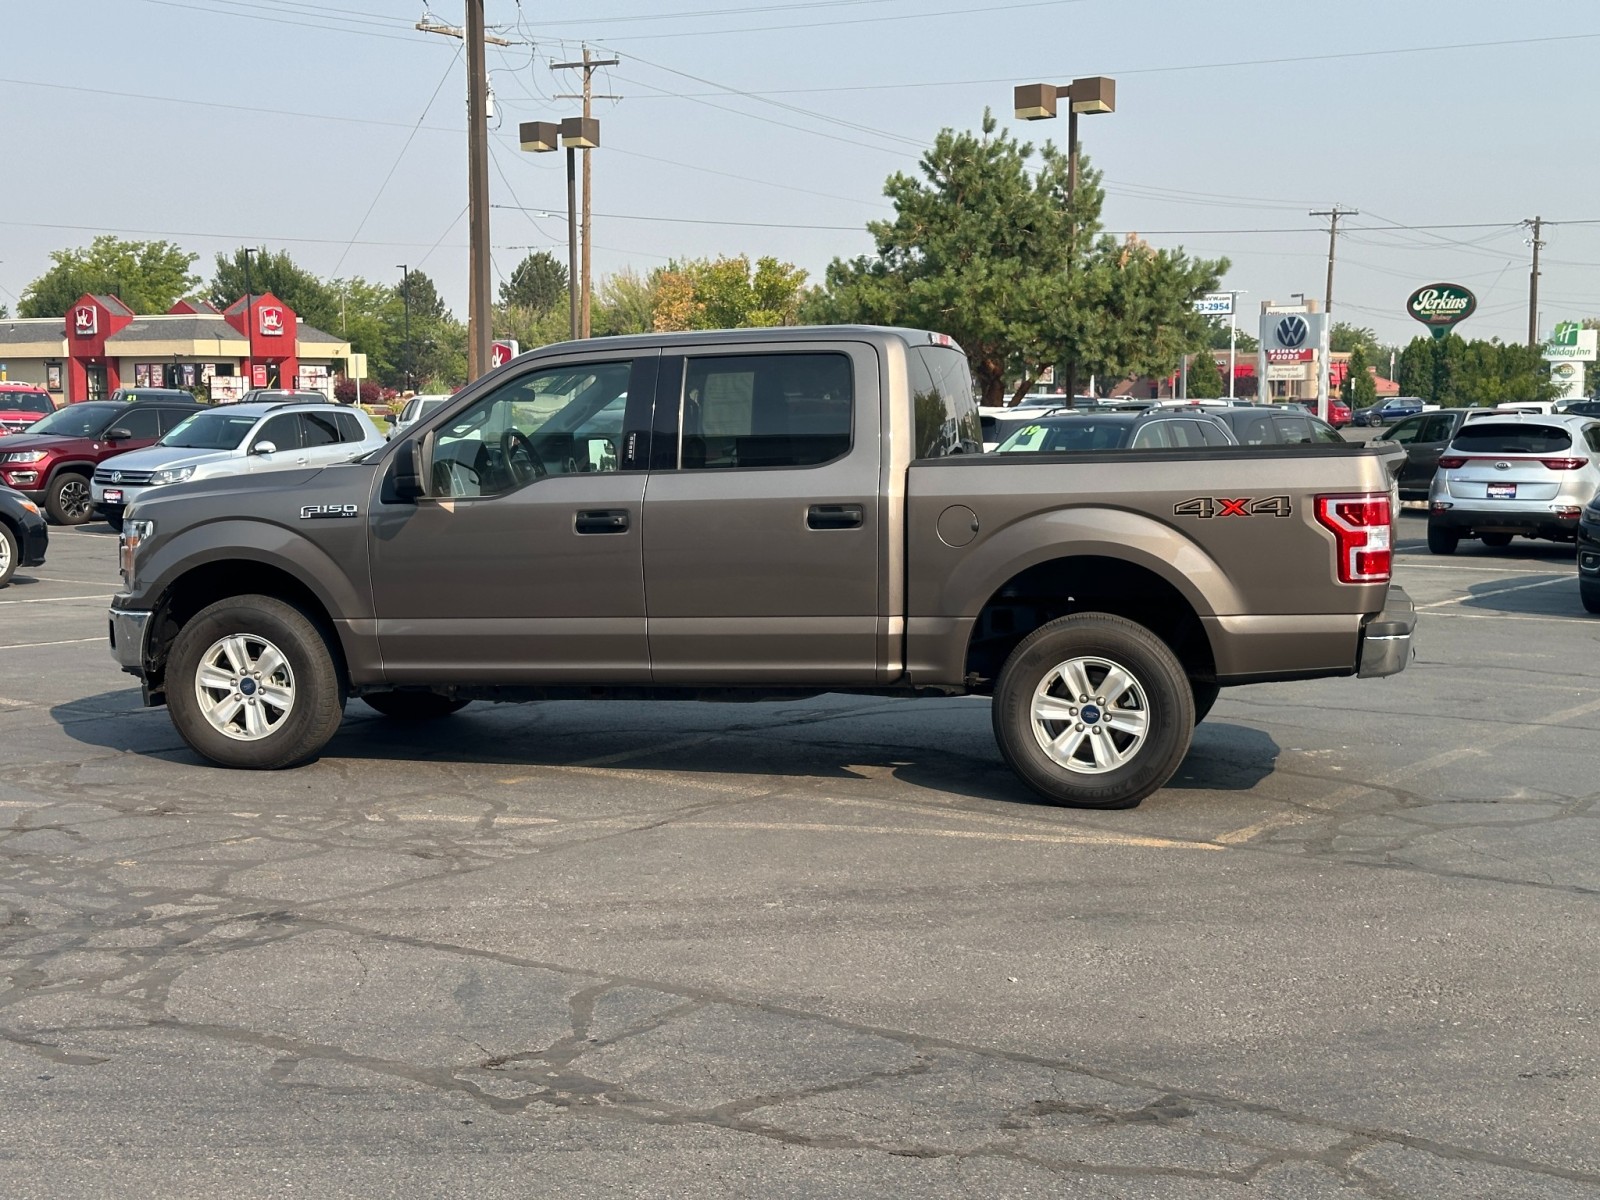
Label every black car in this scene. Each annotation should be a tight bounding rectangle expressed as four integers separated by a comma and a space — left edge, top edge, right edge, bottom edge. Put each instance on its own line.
992, 408, 1236, 452
0, 484, 48, 587
1371, 409, 1472, 500
1192, 405, 1345, 448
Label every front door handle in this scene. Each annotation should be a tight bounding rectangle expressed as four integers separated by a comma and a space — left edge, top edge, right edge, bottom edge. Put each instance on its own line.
807, 504, 864, 530
575, 508, 630, 535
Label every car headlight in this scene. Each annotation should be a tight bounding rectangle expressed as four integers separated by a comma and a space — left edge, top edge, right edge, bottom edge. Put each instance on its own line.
0, 450, 46, 464
150, 465, 196, 486
118, 518, 156, 585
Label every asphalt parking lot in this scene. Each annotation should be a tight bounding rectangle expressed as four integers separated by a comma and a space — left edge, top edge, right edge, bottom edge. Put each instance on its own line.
2, 518, 1597, 1199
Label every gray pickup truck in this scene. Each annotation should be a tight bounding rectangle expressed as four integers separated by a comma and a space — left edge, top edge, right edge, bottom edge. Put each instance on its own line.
109, 326, 1415, 809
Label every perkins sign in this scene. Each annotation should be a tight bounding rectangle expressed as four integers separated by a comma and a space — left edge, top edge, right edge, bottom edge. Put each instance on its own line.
1406, 283, 1476, 333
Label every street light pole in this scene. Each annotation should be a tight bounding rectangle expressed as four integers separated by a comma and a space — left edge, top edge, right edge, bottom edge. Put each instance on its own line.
396, 264, 411, 391
566, 146, 580, 340
243, 246, 258, 393
519, 116, 600, 341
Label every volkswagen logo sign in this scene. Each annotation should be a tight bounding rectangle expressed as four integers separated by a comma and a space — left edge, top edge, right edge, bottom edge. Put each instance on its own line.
111, 471, 122, 483
1275, 315, 1310, 349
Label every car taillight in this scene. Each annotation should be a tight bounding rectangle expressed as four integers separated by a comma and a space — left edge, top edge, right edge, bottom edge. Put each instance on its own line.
1437, 455, 1469, 469
1540, 457, 1588, 470
1315, 493, 1392, 584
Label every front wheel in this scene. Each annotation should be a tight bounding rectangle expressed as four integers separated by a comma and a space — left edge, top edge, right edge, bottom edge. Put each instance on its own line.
362, 692, 470, 720
1581, 577, 1600, 615
104, 511, 125, 534
166, 594, 347, 769
45, 473, 93, 525
992, 614, 1193, 810
1427, 523, 1459, 555
0, 522, 16, 587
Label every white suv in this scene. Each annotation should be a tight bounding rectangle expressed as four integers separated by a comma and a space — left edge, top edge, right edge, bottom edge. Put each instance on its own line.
91, 402, 384, 530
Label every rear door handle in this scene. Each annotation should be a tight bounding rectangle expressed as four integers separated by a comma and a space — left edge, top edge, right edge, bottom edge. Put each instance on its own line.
807, 504, 864, 530
575, 508, 630, 535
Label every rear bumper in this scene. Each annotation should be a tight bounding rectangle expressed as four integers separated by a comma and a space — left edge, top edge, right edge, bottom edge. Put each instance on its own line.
1357, 585, 1415, 678
1430, 505, 1580, 540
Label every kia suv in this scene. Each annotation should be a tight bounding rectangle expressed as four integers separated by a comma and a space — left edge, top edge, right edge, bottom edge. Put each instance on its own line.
92, 402, 385, 529
0, 382, 59, 436
1427, 414, 1600, 553
0, 397, 203, 524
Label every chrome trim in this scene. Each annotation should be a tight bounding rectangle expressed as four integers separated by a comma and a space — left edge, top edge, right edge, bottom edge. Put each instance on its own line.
108, 608, 153, 673
1357, 586, 1416, 679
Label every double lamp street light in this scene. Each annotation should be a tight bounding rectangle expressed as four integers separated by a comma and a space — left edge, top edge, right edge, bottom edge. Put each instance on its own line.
519, 116, 601, 342
1012, 75, 1116, 198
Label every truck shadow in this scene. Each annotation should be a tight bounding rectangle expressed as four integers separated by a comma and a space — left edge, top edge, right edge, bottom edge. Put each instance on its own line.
55, 692, 1281, 807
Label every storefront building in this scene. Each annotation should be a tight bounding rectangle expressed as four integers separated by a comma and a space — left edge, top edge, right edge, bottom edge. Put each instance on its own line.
0, 293, 352, 403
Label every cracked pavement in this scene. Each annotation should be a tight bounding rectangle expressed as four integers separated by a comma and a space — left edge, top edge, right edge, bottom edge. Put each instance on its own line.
1, 519, 1597, 1198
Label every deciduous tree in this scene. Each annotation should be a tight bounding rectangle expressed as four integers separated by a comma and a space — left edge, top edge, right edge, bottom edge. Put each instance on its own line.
652, 255, 808, 332
209, 247, 339, 332
20, 236, 199, 317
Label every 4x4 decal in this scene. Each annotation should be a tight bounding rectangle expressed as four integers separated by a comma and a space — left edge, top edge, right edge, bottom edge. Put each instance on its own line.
1175, 495, 1292, 519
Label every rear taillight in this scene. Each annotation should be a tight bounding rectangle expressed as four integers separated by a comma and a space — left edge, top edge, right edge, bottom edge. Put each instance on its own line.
1315, 493, 1392, 584
1437, 455, 1469, 469
1541, 457, 1589, 470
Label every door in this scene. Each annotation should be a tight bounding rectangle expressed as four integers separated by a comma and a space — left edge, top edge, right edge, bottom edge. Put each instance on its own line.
1403, 413, 1458, 493
103, 404, 164, 451
298, 408, 362, 466
85, 366, 107, 401
245, 412, 305, 471
368, 352, 656, 684
641, 342, 882, 684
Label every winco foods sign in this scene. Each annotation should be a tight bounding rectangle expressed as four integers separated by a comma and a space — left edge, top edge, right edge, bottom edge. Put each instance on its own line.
1406, 283, 1476, 331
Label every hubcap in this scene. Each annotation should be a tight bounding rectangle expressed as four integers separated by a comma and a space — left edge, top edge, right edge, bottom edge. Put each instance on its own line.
59, 479, 91, 521
0, 533, 11, 576
1029, 655, 1151, 774
194, 633, 295, 742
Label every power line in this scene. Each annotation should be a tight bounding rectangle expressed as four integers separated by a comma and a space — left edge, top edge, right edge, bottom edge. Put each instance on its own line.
490, 203, 864, 231
132, 0, 434, 43
584, 0, 1093, 41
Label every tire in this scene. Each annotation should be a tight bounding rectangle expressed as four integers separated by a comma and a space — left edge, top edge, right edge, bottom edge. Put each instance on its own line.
0, 522, 16, 588
1191, 679, 1221, 725
44, 472, 93, 526
361, 692, 469, 720
991, 613, 1194, 810
1427, 523, 1459, 555
166, 594, 347, 769
104, 512, 124, 534
1480, 532, 1512, 547
1581, 577, 1600, 615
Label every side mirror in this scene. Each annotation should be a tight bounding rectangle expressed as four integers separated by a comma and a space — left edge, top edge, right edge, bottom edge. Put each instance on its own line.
251, 440, 277, 456
104, 427, 133, 442
393, 438, 425, 501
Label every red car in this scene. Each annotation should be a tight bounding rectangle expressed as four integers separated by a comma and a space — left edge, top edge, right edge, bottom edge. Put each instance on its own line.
1297, 398, 1351, 427
0, 382, 59, 436
0, 397, 202, 524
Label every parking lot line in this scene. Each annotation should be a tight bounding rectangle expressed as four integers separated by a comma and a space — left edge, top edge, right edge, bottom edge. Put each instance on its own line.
1424, 611, 1593, 625
0, 593, 109, 605
1415, 577, 1570, 610
673, 819, 1221, 851
1399, 562, 1574, 575
0, 636, 105, 651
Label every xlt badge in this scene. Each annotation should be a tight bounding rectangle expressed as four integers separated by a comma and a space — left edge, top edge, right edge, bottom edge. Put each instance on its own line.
300, 503, 360, 519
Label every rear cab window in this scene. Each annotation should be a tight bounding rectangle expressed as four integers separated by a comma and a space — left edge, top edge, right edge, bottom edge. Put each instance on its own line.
908, 344, 980, 458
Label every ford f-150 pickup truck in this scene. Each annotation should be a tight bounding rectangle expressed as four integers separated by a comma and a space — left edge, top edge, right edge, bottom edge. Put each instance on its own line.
108, 326, 1415, 808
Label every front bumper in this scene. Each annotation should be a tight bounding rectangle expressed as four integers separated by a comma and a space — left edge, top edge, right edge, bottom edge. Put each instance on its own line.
108, 606, 152, 675
1580, 515, 1600, 577
18, 513, 48, 566
1357, 586, 1415, 679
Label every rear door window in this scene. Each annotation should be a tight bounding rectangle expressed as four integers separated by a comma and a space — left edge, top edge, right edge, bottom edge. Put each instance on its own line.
908, 345, 981, 458
1382, 416, 1426, 445
679, 352, 852, 470
332, 411, 364, 442
1196, 419, 1233, 446
156, 407, 196, 435
1236, 413, 1275, 445
299, 411, 342, 447
1309, 418, 1343, 444
1129, 421, 1173, 449
111, 407, 162, 439
1453, 423, 1572, 454
1272, 415, 1313, 444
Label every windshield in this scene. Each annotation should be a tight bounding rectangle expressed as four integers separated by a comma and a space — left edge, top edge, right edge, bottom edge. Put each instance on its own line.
996, 420, 1132, 452
26, 403, 121, 437
162, 411, 260, 450
1452, 423, 1573, 454
0, 392, 51, 413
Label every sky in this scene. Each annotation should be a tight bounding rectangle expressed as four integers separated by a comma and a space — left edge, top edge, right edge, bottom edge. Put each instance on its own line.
6, 0, 1600, 355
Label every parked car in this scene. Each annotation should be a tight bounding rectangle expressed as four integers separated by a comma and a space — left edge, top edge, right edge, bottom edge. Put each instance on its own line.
0, 397, 204, 524
0, 382, 59, 436
1292, 397, 1351, 427
227, 388, 332, 407
1427, 414, 1600, 553
107, 325, 1413, 809
1578, 499, 1600, 613
1558, 399, 1600, 418
1200, 406, 1344, 447
978, 404, 1065, 451
1354, 396, 1430, 427
993, 409, 1237, 452
387, 394, 452, 441
107, 387, 197, 406
0, 484, 47, 587
91, 401, 385, 530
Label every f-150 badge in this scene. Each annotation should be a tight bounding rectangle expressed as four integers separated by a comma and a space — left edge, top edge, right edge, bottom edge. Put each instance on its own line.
300, 503, 360, 519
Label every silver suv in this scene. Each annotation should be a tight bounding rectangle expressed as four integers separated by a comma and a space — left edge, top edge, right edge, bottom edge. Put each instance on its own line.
1427, 413, 1600, 553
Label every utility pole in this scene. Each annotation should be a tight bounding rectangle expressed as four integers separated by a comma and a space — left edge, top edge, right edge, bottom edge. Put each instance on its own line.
554, 48, 619, 339
396, 264, 411, 392
417, 8, 512, 381
1310, 206, 1357, 315
1525, 215, 1545, 346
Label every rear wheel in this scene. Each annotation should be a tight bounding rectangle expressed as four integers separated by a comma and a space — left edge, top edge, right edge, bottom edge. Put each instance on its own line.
992, 613, 1193, 810
361, 692, 470, 720
45, 472, 93, 525
1581, 577, 1600, 615
1427, 523, 1459, 555
166, 594, 347, 769
1480, 532, 1512, 548
0, 522, 16, 588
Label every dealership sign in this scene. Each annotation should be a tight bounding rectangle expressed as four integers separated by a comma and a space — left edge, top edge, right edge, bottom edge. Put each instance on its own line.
1266, 348, 1315, 364
1193, 292, 1234, 316
1406, 283, 1476, 333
